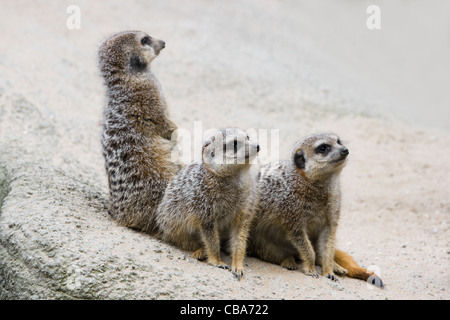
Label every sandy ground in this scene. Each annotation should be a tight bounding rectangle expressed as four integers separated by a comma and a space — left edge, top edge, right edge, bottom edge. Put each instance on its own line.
0, 0, 449, 299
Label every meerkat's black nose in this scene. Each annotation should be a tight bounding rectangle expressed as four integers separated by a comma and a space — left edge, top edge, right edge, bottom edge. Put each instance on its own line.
340, 148, 349, 155
161, 41, 166, 48
256, 144, 260, 153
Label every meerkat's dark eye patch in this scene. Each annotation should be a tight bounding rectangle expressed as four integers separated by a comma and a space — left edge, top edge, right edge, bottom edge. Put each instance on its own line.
141, 36, 151, 46
130, 55, 147, 72
337, 139, 342, 145
234, 139, 238, 152
315, 144, 331, 155
294, 151, 305, 169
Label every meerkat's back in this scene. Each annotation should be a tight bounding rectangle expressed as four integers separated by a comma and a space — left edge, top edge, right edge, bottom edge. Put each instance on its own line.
98, 30, 179, 234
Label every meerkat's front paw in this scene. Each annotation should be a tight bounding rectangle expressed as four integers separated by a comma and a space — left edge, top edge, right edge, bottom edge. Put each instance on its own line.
216, 263, 231, 270
207, 257, 230, 270
325, 273, 339, 282
304, 268, 320, 278
281, 257, 298, 270
231, 266, 244, 281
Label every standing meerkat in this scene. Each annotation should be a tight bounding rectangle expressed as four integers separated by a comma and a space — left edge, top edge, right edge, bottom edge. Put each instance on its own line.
98, 31, 179, 234
156, 128, 260, 279
248, 132, 383, 286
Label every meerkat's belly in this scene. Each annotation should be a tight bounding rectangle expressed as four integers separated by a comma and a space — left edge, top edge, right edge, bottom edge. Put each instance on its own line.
306, 210, 328, 242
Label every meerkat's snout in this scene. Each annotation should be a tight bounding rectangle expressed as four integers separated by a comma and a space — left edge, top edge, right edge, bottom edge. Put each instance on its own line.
245, 141, 260, 162
154, 39, 165, 54
336, 146, 349, 163
140, 34, 165, 58
247, 142, 260, 154
202, 129, 260, 170
338, 147, 349, 161
152, 39, 166, 55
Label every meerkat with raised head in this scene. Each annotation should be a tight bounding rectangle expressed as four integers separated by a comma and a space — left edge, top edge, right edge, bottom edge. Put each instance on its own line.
156, 128, 259, 279
98, 31, 179, 234
248, 132, 383, 286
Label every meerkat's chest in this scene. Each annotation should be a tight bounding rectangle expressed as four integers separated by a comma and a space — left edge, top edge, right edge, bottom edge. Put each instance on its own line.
214, 185, 249, 211
305, 204, 328, 229
305, 193, 340, 233
209, 178, 250, 217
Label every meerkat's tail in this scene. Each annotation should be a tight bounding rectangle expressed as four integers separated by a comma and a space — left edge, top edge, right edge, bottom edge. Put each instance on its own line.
334, 249, 384, 288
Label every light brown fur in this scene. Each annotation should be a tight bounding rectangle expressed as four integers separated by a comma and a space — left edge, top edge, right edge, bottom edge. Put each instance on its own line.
248, 133, 383, 287
99, 31, 179, 234
156, 128, 259, 279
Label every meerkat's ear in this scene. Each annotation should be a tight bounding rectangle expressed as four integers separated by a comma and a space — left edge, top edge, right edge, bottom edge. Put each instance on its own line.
130, 54, 147, 72
202, 140, 211, 151
202, 135, 215, 149
294, 151, 305, 170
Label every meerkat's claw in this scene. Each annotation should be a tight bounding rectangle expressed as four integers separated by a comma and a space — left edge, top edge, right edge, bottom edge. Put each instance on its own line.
206, 257, 229, 269
231, 267, 244, 281
217, 264, 231, 271
305, 269, 320, 278
285, 265, 297, 271
326, 273, 339, 282
192, 248, 206, 261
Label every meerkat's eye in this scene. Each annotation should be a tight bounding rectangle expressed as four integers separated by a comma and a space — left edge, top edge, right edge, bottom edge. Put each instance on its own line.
141, 36, 151, 46
337, 139, 342, 145
234, 139, 238, 152
316, 144, 331, 154
246, 135, 250, 140
294, 151, 305, 169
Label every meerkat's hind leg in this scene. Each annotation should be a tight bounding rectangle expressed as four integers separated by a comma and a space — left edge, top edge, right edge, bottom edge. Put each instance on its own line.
333, 262, 348, 275
192, 247, 206, 261
281, 256, 298, 270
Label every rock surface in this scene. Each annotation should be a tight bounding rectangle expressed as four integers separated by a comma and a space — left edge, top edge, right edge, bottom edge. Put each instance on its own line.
0, 0, 449, 299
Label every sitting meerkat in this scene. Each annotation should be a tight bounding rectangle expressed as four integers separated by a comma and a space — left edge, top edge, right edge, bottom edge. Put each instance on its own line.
156, 128, 260, 279
98, 31, 179, 234
248, 132, 383, 286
